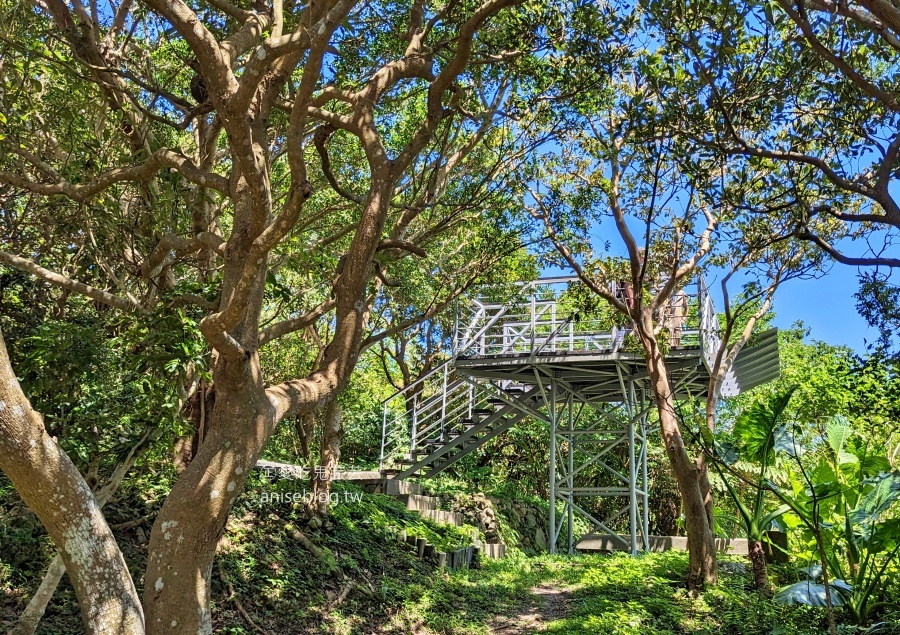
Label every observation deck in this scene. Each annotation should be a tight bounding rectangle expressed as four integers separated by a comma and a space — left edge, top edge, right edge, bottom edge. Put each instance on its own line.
379, 276, 780, 554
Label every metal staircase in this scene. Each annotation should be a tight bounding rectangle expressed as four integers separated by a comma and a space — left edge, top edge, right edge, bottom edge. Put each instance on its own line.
380, 278, 572, 477
379, 360, 546, 478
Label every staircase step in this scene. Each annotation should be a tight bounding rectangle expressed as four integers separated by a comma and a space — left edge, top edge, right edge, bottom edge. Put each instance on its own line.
384, 479, 423, 496
483, 543, 506, 559
399, 493, 439, 511
418, 509, 463, 526
361, 478, 423, 496
473, 408, 494, 417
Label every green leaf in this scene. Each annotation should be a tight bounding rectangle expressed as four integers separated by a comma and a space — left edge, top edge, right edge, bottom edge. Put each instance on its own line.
850, 472, 900, 526
774, 580, 851, 607
826, 415, 854, 462
734, 387, 796, 465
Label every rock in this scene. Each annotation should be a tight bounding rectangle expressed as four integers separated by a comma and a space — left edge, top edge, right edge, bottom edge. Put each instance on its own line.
719, 561, 748, 575
535, 527, 547, 551
525, 511, 537, 529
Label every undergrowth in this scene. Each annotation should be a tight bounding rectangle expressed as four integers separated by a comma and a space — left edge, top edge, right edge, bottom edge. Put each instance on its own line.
3, 473, 891, 635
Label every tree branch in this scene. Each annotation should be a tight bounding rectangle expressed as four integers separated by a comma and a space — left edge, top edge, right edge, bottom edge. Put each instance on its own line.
0, 251, 143, 312
0, 149, 229, 202
796, 230, 900, 267
259, 298, 336, 346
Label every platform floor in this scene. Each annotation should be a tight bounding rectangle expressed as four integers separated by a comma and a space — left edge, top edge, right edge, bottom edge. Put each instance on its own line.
455, 348, 712, 402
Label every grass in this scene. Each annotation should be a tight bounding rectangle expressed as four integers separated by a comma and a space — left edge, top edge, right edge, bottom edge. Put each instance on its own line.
385, 552, 833, 635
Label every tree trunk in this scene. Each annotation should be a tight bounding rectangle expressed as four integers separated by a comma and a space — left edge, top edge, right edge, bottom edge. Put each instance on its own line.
7, 555, 67, 635
142, 352, 273, 635
640, 327, 717, 588
310, 401, 343, 515
294, 412, 314, 462
700, 401, 717, 533
142, 162, 391, 634
747, 540, 770, 592
8, 427, 155, 635
0, 328, 145, 635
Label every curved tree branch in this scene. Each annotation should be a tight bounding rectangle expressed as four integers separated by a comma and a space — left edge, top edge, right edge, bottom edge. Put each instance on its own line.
0, 251, 143, 312
0, 148, 230, 202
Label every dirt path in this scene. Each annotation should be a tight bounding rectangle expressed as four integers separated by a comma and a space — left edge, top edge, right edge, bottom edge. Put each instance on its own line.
488, 582, 573, 634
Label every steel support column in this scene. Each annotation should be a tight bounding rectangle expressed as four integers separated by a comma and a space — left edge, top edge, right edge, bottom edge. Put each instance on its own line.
548, 378, 557, 554
628, 376, 638, 555
567, 393, 574, 554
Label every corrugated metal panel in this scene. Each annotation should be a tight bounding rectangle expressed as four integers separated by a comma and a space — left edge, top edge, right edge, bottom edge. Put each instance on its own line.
721, 328, 780, 397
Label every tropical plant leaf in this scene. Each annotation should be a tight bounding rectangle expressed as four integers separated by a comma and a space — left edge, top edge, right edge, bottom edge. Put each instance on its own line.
774, 425, 803, 458
715, 440, 740, 466
850, 472, 900, 527
774, 580, 851, 607
856, 452, 892, 478
734, 388, 796, 464
799, 564, 823, 581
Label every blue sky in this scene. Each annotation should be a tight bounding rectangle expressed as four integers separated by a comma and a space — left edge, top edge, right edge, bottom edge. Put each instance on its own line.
541, 259, 875, 354
763, 265, 871, 353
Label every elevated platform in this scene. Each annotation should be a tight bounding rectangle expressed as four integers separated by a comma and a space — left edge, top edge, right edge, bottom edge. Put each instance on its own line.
455, 348, 713, 402
379, 276, 781, 555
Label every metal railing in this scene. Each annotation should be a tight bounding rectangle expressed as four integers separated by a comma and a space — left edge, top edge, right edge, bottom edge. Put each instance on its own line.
454, 277, 708, 358
380, 362, 498, 470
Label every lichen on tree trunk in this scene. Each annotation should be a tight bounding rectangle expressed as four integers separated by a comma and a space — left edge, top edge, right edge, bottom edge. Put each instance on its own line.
0, 329, 145, 635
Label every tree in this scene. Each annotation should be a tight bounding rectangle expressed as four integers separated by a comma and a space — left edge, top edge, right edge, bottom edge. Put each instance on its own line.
519, 4, 824, 585
0, 0, 536, 631
0, 328, 145, 633
644, 0, 900, 349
